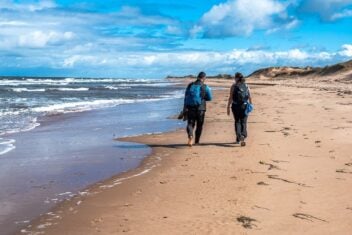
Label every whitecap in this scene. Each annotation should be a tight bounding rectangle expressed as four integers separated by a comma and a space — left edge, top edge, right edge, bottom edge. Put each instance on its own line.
0, 138, 16, 155
0, 78, 162, 86
12, 88, 45, 92
48, 87, 89, 92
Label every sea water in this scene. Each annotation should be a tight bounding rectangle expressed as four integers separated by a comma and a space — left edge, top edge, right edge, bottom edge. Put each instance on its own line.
0, 76, 186, 234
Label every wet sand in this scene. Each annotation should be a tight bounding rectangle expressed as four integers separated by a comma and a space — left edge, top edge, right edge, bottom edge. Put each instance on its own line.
22, 80, 352, 234
1, 98, 183, 235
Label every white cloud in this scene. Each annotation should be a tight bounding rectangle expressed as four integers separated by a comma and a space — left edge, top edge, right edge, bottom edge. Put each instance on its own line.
0, 0, 56, 12
166, 25, 183, 35
111, 6, 176, 26
2, 42, 351, 77
300, 0, 352, 21
27, 0, 57, 12
196, 0, 297, 37
331, 9, 352, 20
284, 49, 309, 60
63, 55, 101, 68
285, 18, 300, 30
0, 21, 30, 26
58, 47, 341, 70
0, 1, 180, 53
189, 25, 203, 37
317, 52, 334, 60
18, 31, 75, 48
266, 18, 300, 34
339, 44, 352, 57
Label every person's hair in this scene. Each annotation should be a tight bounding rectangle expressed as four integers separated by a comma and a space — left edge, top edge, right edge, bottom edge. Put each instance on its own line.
197, 71, 206, 79
235, 72, 245, 83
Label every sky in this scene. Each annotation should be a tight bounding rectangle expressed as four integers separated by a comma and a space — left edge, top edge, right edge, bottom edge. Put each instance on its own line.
0, 0, 352, 78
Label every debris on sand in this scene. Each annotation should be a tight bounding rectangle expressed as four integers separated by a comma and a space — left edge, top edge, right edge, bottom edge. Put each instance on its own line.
237, 216, 258, 229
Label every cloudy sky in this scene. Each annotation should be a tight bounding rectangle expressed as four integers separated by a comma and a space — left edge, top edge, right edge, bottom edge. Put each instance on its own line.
0, 0, 351, 78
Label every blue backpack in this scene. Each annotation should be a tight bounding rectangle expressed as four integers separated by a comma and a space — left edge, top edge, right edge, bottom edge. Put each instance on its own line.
184, 82, 206, 107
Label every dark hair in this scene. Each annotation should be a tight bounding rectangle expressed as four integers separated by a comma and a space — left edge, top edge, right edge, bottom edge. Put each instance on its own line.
235, 72, 245, 83
197, 71, 206, 79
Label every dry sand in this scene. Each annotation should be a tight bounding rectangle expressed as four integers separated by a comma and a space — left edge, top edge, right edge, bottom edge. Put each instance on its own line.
21, 80, 352, 235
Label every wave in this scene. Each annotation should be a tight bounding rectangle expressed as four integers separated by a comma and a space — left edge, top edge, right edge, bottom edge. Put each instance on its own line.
104, 86, 119, 90
136, 83, 174, 87
1, 90, 184, 118
161, 90, 184, 99
0, 138, 16, 155
48, 88, 89, 92
116, 82, 172, 87
61, 78, 158, 83
0, 78, 162, 86
0, 89, 183, 138
0, 116, 40, 136
103, 86, 131, 90
10, 87, 90, 92
31, 93, 183, 115
12, 88, 46, 92
87, 86, 131, 91
31, 99, 138, 114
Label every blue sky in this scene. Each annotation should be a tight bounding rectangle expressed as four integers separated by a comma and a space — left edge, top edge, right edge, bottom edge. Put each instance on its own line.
0, 0, 351, 78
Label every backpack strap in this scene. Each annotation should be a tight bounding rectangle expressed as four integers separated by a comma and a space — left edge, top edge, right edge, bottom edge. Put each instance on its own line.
201, 84, 206, 99
232, 84, 239, 103
186, 82, 194, 92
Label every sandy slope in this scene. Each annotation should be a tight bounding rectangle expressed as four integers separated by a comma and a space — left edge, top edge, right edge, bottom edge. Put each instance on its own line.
22, 81, 352, 235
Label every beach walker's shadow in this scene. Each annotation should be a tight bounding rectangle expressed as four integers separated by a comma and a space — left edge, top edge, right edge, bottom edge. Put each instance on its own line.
113, 142, 241, 150
148, 142, 240, 149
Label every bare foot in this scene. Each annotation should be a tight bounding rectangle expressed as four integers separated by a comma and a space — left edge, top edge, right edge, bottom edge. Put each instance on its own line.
188, 137, 193, 147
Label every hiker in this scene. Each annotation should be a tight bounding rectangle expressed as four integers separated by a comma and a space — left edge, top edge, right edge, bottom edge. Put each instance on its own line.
227, 72, 252, 146
184, 72, 212, 147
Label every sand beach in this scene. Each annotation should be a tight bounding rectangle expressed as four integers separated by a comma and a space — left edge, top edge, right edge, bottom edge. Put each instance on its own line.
21, 77, 352, 235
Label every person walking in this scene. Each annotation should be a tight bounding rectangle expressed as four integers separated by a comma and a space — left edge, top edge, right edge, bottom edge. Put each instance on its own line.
184, 72, 212, 147
227, 72, 252, 146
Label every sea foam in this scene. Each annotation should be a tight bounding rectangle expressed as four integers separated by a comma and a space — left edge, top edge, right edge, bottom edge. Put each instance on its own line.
0, 138, 16, 155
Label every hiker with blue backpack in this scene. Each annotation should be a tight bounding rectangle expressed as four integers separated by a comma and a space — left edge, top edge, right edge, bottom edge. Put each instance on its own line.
227, 72, 253, 146
184, 72, 212, 147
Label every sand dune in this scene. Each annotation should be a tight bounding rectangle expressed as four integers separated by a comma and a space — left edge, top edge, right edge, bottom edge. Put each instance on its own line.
248, 59, 352, 82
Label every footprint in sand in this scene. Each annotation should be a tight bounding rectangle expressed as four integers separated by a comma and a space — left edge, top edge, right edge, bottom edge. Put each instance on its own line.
90, 217, 103, 226
292, 213, 328, 223
252, 205, 270, 211
336, 169, 352, 174
259, 161, 281, 171
257, 181, 269, 186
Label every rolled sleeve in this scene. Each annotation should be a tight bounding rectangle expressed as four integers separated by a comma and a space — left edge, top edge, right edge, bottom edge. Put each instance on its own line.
205, 86, 212, 101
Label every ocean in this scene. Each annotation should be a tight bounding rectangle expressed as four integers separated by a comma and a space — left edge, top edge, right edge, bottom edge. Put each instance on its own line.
0, 77, 185, 234
0, 77, 184, 154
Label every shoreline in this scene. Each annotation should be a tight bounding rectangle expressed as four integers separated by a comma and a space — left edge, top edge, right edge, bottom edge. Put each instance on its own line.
1, 94, 184, 235
16, 80, 352, 234
17, 128, 186, 234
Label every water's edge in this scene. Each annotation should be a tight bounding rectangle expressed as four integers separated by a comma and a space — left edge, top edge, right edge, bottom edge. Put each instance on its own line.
2, 95, 184, 235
